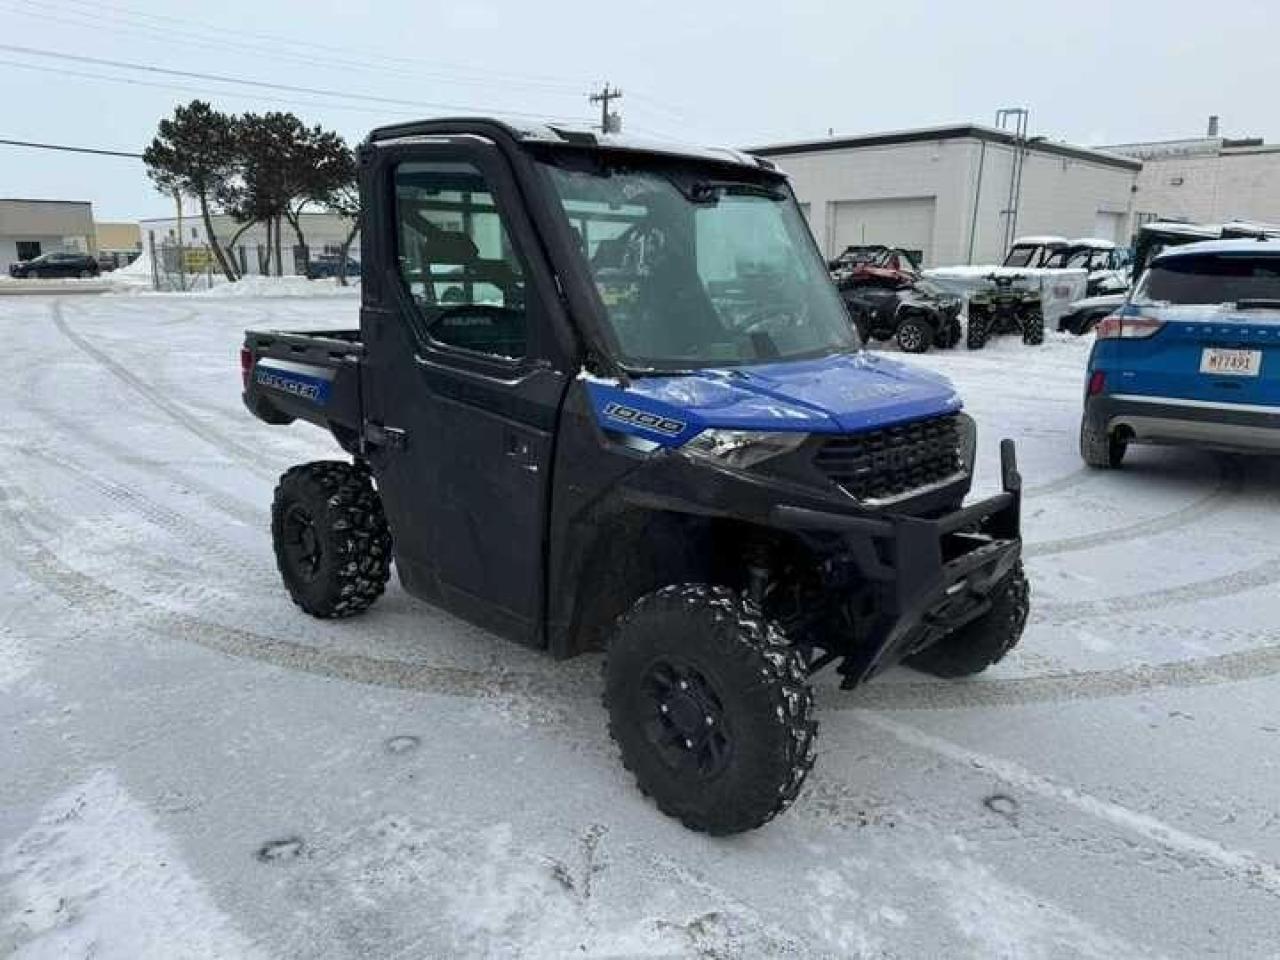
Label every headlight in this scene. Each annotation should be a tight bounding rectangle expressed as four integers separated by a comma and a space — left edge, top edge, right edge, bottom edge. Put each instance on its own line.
683, 429, 809, 470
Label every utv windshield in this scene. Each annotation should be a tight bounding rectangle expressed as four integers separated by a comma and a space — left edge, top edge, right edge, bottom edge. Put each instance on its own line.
540, 158, 856, 369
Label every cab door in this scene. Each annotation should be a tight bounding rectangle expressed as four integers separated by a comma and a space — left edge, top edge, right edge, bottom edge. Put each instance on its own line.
360, 139, 576, 646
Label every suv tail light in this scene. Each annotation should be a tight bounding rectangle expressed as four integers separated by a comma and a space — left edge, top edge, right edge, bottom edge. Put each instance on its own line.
240, 347, 252, 390
1087, 370, 1106, 396
1095, 314, 1164, 339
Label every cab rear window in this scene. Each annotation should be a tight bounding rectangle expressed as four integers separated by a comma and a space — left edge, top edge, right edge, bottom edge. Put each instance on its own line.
1140, 253, 1280, 304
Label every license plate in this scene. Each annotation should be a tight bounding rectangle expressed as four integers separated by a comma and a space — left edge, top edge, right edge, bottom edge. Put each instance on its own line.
1200, 348, 1262, 377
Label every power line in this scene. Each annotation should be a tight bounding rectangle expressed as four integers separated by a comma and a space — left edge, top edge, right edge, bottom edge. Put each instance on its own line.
0, 137, 142, 158
0, 0, 588, 97
47, 0, 593, 92
0, 45, 587, 123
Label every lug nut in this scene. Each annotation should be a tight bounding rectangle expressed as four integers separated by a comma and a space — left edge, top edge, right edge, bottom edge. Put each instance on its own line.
659, 704, 669, 714
704, 716, 714, 726
684, 738, 693, 748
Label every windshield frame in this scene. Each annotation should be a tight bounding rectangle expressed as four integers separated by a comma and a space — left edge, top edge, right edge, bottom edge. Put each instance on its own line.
530, 147, 858, 375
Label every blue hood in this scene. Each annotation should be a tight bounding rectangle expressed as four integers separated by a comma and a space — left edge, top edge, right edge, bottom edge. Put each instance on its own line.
583, 351, 962, 447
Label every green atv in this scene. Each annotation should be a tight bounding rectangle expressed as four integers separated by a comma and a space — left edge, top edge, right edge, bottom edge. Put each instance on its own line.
967, 273, 1045, 349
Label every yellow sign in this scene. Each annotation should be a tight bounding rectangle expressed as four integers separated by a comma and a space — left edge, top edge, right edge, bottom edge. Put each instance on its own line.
183, 248, 212, 271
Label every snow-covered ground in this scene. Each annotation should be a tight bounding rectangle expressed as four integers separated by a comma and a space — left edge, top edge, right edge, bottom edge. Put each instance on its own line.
1, 294, 1278, 958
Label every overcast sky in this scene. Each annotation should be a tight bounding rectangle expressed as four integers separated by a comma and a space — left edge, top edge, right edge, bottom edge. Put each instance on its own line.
1, 0, 1275, 220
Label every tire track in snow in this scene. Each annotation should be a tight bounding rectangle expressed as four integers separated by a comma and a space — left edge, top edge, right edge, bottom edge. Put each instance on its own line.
5, 463, 1280, 715
1024, 457, 1243, 558
859, 712, 1280, 898
17, 363, 261, 527
51, 301, 278, 479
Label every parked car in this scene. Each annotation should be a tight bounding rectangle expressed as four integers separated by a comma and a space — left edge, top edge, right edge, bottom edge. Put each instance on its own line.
1081, 238, 1280, 467
1058, 292, 1125, 335
308, 254, 360, 279
8, 251, 100, 279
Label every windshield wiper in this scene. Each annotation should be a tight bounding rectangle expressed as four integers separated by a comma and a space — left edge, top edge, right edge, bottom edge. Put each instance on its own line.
1235, 299, 1280, 310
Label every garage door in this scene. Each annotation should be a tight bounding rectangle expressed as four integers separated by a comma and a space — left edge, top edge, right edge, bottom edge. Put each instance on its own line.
1094, 211, 1126, 244
831, 197, 936, 265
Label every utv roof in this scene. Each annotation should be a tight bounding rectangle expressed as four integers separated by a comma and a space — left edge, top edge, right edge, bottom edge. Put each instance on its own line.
1138, 219, 1280, 240
1153, 237, 1280, 260
365, 116, 777, 173
1067, 237, 1116, 250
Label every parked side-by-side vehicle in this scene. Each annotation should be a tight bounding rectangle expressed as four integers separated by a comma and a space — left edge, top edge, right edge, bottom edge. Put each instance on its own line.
242, 118, 1028, 834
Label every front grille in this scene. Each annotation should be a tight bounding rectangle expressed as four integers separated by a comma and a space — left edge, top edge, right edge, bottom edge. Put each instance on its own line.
814, 414, 963, 502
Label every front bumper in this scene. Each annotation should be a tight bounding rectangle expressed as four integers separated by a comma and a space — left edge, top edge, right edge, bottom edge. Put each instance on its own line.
1087, 393, 1280, 454
772, 440, 1023, 686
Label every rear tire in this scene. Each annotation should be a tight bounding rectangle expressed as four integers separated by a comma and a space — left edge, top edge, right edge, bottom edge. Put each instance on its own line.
896, 316, 932, 354
271, 461, 392, 618
906, 564, 1029, 678
603, 584, 817, 835
1080, 420, 1127, 468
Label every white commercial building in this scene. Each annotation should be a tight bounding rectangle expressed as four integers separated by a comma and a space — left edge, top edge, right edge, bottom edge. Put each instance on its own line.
1100, 120, 1280, 226
0, 199, 95, 273
138, 211, 358, 276
750, 124, 1141, 267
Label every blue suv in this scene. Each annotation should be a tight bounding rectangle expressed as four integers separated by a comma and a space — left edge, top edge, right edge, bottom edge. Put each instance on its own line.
1081, 239, 1280, 467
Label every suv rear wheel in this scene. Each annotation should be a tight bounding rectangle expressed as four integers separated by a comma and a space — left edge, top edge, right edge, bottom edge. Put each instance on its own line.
271, 461, 392, 617
603, 584, 817, 835
1080, 420, 1127, 468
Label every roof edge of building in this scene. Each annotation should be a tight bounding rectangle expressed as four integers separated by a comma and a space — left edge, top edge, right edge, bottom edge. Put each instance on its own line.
748, 124, 1142, 171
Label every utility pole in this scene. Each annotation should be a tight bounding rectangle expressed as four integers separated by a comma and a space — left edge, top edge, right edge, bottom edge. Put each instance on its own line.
589, 83, 623, 134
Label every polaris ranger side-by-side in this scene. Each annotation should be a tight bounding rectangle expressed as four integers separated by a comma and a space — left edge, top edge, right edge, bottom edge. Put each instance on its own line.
241, 119, 1029, 835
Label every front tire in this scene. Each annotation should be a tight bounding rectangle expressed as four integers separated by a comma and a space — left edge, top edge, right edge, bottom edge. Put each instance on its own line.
906, 564, 1029, 678
896, 315, 932, 354
603, 585, 817, 835
271, 461, 392, 618
1021, 307, 1045, 345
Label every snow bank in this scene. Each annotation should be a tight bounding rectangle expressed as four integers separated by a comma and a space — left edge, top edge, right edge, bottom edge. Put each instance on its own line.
192, 276, 360, 299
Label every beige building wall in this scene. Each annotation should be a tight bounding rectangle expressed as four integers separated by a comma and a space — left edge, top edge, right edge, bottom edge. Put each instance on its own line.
96, 221, 142, 252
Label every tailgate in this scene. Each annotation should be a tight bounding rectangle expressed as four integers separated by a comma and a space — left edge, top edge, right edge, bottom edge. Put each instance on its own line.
1102, 309, 1280, 409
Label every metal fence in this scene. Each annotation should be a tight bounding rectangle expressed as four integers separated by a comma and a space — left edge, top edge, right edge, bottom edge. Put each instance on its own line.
147, 231, 351, 291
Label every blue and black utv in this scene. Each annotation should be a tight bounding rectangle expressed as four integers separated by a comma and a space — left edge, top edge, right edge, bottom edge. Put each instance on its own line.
241, 118, 1028, 834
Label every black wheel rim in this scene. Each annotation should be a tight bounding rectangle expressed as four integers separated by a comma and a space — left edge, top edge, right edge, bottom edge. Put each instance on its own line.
282, 503, 323, 582
641, 659, 731, 779
899, 324, 923, 350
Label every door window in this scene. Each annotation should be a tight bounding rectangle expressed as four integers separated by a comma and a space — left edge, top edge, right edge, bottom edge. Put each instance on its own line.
394, 161, 527, 360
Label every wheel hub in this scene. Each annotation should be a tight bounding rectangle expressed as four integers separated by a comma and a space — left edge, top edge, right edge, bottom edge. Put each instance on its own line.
642, 661, 730, 778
